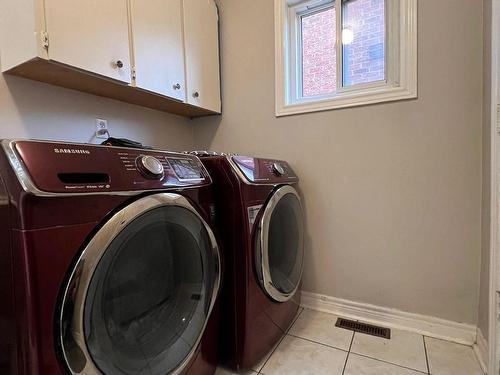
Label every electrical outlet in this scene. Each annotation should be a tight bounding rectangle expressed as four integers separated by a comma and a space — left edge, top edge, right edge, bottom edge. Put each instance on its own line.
95, 118, 109, 139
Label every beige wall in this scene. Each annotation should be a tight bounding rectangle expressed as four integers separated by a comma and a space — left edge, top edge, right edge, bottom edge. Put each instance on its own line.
194, 0, 483, 324
479, 0, 492, 342
0, 68, 194, 150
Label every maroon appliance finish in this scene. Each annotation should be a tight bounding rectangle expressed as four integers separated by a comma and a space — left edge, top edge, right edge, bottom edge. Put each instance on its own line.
0, 140, 220, 375
197, 154, 303, 371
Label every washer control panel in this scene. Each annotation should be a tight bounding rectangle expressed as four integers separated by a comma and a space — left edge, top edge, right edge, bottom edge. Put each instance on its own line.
231, 156, 298, 184
9, 140, 210, 194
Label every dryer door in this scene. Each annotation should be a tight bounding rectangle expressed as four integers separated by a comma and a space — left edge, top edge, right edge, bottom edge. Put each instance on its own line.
255, 185, 304, 302
59, 193, 220, 375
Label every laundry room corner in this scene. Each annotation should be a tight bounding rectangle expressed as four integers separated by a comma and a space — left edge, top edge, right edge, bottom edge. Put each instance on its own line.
0, 0, 495, 374
193, 0, 483, 339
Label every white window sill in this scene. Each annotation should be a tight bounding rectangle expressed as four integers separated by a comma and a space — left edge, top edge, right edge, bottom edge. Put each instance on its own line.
276, 82, 417, 117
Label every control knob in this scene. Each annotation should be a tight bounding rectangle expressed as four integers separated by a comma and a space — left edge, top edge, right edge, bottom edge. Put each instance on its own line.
136, 155, 164, 179
272, 162, 285, 176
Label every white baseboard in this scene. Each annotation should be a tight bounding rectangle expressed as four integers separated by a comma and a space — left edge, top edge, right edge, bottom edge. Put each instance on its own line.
473, 328, 488, 374
301, 291, 477, 346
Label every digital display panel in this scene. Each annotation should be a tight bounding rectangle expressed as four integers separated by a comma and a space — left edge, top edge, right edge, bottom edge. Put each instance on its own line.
168, 158, 204, 180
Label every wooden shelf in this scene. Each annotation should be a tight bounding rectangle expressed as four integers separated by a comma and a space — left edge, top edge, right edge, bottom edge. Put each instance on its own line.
5, 58, 219, 118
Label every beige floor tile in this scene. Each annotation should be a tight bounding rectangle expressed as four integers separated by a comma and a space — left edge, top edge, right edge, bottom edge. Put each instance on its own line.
251, 307, 302, 371
344, 353, 427, 375
215, 367, 257, 375
425, 337, 483, 375
250, 334, 287, 372
288, 309, 354, 350
261, 335, 347, 375
350, 327, 427, 372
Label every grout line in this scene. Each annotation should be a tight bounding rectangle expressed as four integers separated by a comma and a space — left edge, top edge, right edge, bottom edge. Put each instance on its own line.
341, 332, 355, 375
286, 307, 304, 334
257, 307, 304, 374
422, 334, 474, 349
348, 331, 355, 352
423, 336, 431, 374
256, 332, 287, 374
285, 333, 428, 375
341, 352, 350, 375
347, 352, 429, 375
287, 333, 350, 353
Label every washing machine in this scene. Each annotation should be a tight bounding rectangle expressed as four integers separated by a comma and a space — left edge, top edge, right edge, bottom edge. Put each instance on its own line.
193, 153, 304, 371
0, 139, 221, 375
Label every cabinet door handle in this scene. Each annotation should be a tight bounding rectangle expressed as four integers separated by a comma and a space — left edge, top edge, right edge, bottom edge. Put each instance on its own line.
193, 91, 200, 98
173, 83, 181, 90
115, 60, 124, 69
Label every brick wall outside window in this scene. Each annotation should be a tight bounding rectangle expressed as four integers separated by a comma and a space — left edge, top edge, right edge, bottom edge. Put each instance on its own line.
343, 0, 385, 86
302, 7, 336, 97
301, 0, 385, 97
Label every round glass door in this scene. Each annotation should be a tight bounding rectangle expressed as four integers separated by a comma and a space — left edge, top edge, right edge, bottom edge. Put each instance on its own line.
59, 194, 220, 375
255, 185, 304, 302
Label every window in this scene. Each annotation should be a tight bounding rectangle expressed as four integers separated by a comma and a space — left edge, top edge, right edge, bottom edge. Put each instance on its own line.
275, 0, 417, 116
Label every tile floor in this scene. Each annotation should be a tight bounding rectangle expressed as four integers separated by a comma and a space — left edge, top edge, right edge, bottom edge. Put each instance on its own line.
215, 308, 485, 375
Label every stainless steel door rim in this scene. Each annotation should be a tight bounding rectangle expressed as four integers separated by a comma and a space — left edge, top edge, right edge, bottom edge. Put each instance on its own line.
255, 185, 304, 303
59, 192, 221, 375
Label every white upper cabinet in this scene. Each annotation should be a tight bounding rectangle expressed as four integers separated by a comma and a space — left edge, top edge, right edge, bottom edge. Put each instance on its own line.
130, 0, 185, 101
0, 0, 221, 116
44, 0, 131, 84
183, 0, 221, 112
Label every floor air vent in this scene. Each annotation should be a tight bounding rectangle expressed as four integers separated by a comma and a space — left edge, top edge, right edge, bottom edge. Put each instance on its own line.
335, 318, 391, 339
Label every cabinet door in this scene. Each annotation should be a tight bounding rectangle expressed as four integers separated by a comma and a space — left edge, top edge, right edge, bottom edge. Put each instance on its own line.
44, 0, 131, 83
183, 0, 221, 113
130, 0, 185, 101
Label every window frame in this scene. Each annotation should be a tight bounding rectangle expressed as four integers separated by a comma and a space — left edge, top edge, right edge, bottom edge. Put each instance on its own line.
275, 0, 417, 116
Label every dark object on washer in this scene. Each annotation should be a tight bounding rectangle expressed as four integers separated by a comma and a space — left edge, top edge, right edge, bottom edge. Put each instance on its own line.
101, 137, 153, 149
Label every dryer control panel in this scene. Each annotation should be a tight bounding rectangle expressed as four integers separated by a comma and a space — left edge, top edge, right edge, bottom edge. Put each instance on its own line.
231, 156, 298, 184
4, 140, 210, 195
